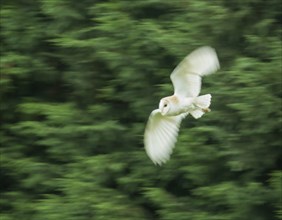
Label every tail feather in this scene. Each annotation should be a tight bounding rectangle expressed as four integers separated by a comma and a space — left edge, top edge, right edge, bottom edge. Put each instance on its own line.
190, 94, 212, 119
190, 109, 204, 119
194, 94, 212, 109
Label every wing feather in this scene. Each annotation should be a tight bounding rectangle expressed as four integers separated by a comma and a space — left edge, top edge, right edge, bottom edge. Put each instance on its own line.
144, 110, 187, 165
170, 46, 220, 97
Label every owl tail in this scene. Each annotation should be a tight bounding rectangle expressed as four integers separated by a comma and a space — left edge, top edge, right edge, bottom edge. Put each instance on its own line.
195, 94, 211, 109
190, 94, 212, 119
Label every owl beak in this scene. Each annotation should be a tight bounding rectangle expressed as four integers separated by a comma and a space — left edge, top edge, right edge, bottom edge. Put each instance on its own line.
159, 105, 167, 116
159, 100, 167, 115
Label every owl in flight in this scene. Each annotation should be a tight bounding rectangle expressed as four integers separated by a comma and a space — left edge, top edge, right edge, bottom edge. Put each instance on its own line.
144, 46, 220, 165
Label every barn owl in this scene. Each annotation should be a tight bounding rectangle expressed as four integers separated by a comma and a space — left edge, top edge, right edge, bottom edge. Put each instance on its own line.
144, 46, 220, 165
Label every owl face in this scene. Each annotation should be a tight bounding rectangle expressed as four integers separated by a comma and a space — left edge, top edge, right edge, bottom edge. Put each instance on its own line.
159, 98, 170, 115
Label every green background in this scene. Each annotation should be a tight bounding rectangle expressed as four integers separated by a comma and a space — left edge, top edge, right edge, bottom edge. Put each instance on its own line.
1, 0, 281, 219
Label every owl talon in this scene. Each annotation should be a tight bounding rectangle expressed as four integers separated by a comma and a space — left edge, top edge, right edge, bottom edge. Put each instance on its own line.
203, 108, 211, 113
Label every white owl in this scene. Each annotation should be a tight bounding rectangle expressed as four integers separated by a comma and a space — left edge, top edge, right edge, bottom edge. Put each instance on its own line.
144, 46, 220, 165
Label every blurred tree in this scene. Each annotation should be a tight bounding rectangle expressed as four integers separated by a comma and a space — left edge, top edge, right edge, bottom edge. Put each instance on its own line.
0, 0, 281, 220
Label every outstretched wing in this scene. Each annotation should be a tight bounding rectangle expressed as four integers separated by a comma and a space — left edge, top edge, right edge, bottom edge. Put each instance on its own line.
170, 46, 220, 97
144, 109, 187, 165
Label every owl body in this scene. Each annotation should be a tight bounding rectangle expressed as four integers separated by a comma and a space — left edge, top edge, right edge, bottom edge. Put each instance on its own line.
159, 95, 195, 116
144, 46, 220, 165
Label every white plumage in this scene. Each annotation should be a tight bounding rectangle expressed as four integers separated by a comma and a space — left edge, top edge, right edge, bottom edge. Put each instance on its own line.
144, 46, 220, 165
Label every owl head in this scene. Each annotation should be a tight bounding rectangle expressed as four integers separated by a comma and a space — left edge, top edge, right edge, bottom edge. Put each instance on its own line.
159, 98, 170, 115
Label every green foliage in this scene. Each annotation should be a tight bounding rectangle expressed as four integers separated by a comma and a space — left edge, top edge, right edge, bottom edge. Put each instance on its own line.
1, 0, 281, 219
